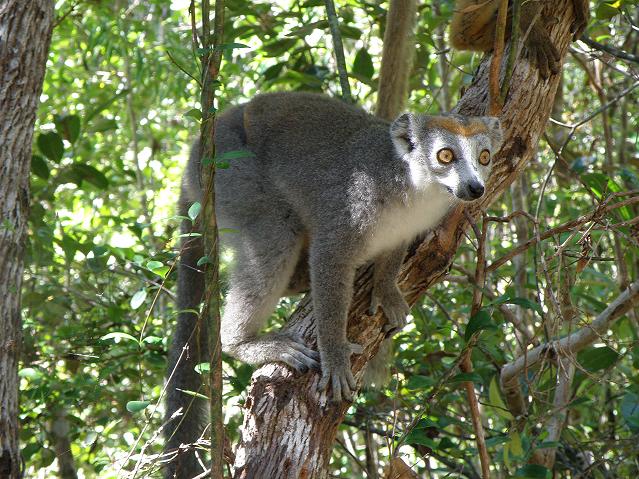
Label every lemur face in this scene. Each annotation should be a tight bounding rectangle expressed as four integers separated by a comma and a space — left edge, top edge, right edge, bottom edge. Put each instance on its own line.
391, 113, 503, 202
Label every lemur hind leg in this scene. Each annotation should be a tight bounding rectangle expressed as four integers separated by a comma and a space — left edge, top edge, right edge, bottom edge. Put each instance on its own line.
221, 217, 320, 373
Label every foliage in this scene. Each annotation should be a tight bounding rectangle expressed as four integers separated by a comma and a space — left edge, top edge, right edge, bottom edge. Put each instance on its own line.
21, 0, 639, 477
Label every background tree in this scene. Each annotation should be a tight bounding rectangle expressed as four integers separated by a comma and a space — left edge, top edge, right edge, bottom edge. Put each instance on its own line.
0, 2, 54, 478
17, 0, 639, 478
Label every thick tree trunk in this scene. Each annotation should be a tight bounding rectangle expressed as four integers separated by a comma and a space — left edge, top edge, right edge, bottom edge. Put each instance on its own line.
232, 2, 576, 478
0, 2, 54, 478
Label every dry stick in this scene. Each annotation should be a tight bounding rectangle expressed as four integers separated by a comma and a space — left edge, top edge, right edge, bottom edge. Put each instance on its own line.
489, 0, 508, 115
460, 212, 491, 479
198, 0, 225, 477
324, 0, 352, 102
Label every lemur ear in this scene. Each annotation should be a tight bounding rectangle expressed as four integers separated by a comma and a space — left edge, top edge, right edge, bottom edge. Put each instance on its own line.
390, 113, 416, 155
481, 116, 504, 151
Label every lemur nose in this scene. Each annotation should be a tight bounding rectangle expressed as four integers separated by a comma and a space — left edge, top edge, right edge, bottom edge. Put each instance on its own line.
468, 181, 484, 199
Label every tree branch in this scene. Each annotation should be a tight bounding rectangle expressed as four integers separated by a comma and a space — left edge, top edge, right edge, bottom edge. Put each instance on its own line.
580, 35, 639, 64
324, 0, 352, 102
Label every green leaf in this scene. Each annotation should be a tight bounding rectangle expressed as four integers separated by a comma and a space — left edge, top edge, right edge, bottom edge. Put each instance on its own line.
197, 255, 211, 266
101, 332, 138, 343
196, 46, 212, 56
405, 428, 437, 448
71, 163, 109, 189
286, 20, 327, 38
195, 362, 210, 374
188, 202, 201, 221
262, 38, 298, 57
87, 118, 118, 133
31, 155, 50, 179
184, 108, 202, 121
621, 392, 639, 432
405, 375, 435, 390
488, 376, 514, 420
464, 309, 495, 341
340, 24, 362, 40
485, 435, 510, 448
595, 2, 620, 19
37, 132, 64, 163
54, 114, 81, 143
353, 48, 374, 79
263, 63, 285, 81
215, 149, 255, 161
146, 260, 163, 270
510, 431, 524, 456
577, 346, 620, 372
448, 372, 482, 383
130, 289, 147, 310
437, 437, 455, 450
216, 42, 250, 51
126, 400, 150, 413
40, 448, 56, 467
491, 295, 543, 315
142, 336, 163, 345
514, 464, 551, 478
147, 260, 169, 277
19, 367, 44, 380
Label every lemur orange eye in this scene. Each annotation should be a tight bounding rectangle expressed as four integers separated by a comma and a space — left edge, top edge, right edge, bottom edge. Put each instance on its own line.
479, 149, 491, 165
437, 148, 454, 164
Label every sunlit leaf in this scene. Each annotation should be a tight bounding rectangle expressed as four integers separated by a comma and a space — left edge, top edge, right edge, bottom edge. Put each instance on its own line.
130, 290, 147, 310
126, 401, 150, 413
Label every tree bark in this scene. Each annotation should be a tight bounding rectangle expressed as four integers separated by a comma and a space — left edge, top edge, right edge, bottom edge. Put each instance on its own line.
375, 0, 417, 121
0, 2, 54, 478
232, 2, 577, 478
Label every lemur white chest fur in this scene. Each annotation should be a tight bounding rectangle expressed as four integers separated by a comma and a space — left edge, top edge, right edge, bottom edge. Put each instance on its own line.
363, 186, 454, 260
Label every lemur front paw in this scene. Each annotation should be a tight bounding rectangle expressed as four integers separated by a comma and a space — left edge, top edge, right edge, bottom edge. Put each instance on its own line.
317, 341, 363, 403
369, 284, 410, 336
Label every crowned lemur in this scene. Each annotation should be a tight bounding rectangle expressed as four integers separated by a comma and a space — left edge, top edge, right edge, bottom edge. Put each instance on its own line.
165, 92, 502, 477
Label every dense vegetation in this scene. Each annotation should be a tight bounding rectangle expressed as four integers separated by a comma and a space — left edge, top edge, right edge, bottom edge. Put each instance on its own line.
21, 0, 639, 477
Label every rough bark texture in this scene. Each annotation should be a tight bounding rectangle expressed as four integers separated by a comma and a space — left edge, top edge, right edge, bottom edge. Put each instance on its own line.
232, 2, 577, 478
0, 2, 54, 478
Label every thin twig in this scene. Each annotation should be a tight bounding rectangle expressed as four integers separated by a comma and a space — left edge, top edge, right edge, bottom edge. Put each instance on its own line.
166, 49, 202, 85
324, 0, 352, 102
460, 211, 491, 479
198, 0, 226, 476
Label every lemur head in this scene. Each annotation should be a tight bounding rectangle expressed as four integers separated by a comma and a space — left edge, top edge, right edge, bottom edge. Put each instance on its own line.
390, 113, 503, 201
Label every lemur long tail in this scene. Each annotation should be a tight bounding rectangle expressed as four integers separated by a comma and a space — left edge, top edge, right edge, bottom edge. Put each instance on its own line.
164, 200, 208, 479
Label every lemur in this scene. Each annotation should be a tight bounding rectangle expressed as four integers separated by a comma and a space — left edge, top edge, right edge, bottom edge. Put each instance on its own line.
164, 91, 502, 478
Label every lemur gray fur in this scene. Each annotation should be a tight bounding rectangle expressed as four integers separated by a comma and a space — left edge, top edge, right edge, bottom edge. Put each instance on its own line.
164, 92, 503, 478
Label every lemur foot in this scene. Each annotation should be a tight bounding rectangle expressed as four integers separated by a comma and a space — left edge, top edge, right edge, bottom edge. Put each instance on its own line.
318, 341, 363, 403
369, 285, 410, 336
